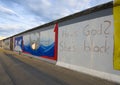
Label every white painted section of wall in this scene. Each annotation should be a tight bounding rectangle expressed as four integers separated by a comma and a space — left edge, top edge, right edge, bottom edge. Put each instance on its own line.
23, 34, 30, 46
40, 29, 55, 46
57, 15, 120, 83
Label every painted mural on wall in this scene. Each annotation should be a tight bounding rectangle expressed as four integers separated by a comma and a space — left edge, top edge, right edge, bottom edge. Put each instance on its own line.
23, 29, 55, 58
14, 36, 23, 52
3, 39, 10, 49
40, 29, 55, 57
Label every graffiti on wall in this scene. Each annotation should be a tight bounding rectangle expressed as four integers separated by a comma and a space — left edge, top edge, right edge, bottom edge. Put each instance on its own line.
59, 17, 112, 54
83, 20, 110, 53
58, 15, 113, 70
23, 29, 55, 59
14, 36, 23, 52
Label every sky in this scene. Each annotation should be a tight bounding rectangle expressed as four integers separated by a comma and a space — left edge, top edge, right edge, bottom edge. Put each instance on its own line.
0, 0, 112, 39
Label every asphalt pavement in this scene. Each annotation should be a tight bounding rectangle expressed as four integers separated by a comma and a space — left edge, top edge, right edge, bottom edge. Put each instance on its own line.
0, 49, 119, 85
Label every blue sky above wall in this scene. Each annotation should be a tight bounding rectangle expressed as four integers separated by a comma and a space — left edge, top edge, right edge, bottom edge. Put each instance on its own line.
0, 0, 112, 38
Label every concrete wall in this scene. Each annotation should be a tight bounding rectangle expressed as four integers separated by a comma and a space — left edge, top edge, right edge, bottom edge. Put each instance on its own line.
0, 40, 2, 47
10, 38, 13, 50
3, 39, 10, 50
57, 8, 120, 83
1, 2, 120, 83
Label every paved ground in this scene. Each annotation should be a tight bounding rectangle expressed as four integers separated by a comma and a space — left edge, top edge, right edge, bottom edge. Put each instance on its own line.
0, 49, 119, 85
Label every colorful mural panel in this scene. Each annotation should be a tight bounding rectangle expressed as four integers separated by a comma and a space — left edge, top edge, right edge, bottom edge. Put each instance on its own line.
14, 36, 23, 52
23, 29, 55, 59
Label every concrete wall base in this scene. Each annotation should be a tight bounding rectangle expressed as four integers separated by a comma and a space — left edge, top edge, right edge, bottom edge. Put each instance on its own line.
14, 51, 56, 64
56, 62, 120, 84
22, 53, 56, 64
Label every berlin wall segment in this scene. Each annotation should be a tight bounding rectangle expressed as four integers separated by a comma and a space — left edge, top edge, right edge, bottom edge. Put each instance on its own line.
1, 1, 120, 84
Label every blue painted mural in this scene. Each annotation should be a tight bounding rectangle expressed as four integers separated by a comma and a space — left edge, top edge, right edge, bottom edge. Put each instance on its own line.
14, 36, 23, 52
23, 29, 55, 58
23, 42, 54, 57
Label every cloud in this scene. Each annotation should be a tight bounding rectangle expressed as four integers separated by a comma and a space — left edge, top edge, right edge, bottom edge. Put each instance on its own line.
0, 24, 22, 30
89, 0, 112, 7
0, 18, 45, 37
0, 5, 17, 15
0, 0, 112, 37
5, 0, 91, 20
24, 0, 91, 20
49, 0, 91, 19
0, 36, 6, 40
0, 24, 23, 36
